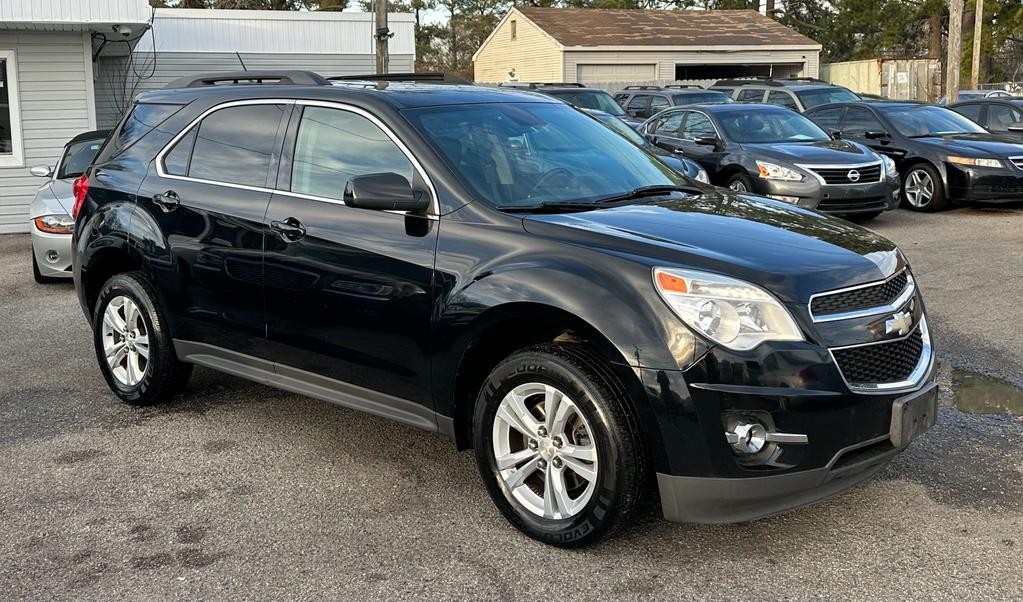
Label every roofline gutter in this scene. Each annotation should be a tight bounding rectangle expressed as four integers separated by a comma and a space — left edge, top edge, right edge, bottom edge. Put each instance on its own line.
561, 44, 822, 52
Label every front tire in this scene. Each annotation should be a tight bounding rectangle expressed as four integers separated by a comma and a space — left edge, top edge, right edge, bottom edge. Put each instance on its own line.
727, 172, 755, 193
901, 163, 948, 211
473, 344, 647, 548
92, 272, 192, 405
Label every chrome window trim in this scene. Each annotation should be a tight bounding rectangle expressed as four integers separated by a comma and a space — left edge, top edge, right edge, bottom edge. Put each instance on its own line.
828, 316, 933, 395
809, 272, 915, 323
154, 97, 440, 216
794, 160, 883, 186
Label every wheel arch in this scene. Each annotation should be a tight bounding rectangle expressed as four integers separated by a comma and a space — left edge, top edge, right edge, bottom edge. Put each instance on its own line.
901, 157, 950, 200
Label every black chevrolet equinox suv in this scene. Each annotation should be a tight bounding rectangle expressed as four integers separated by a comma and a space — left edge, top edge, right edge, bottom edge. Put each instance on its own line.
72, 71, 937, 547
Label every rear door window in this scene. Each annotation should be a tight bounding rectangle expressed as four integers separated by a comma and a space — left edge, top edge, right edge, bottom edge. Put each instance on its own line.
737, 88, 765, 102
949, 103, 983, 123
171, 104, 287, 187
766, 91, 798, 110
649, 95, 670, 114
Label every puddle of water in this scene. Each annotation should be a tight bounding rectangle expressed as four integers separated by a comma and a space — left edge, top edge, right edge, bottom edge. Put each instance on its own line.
951, 369, 1023, 417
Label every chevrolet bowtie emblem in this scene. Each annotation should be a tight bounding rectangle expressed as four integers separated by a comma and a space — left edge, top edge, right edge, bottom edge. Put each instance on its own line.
885, 311, 913, 336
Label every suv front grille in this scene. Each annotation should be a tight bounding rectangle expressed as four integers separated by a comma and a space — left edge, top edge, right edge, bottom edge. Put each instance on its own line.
1009, 156, 1023, 171
807, 164, 882, 184
832, 326, 925, 385
810, 270, 909, 318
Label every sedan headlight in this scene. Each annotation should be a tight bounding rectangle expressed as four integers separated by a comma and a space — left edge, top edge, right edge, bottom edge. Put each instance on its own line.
756, 161, 804, 181
33, 214, 75, 234
653, 268, 803, 351
880, 154, 898, 178
693, 164, 710, 184
948, 156, 1003, 168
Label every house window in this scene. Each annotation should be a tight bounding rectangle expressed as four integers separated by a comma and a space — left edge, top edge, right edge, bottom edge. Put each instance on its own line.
0, 51, 24, 167
510, 20, 517, 40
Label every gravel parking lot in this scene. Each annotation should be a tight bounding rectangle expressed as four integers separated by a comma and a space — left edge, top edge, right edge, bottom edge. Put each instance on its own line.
2, 206, 1022, 601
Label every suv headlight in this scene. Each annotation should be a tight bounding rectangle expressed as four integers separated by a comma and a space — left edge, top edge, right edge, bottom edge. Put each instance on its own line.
653, 268, 803, 351
948, 156, 1003, 169
880, 154, 898, 178
756, 161, 803, 181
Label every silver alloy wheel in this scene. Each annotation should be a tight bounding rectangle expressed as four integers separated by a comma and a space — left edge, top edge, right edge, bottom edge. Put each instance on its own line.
101, 295, 150, 387
729, 180, 748, 192
903, 168, 934, 208
492, 382, 599, 520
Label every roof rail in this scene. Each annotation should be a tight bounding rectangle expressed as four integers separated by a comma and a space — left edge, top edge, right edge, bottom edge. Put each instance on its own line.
498, 82, 586, 89
623, 85, 662, 90
664, 84, 704, 89
165, 71, 331, 89
712, 76, 831, 87
329, 72, 473, 85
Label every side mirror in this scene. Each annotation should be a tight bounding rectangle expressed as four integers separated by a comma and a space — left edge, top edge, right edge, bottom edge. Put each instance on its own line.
1008, 121, 1023, 133
828, 129, 843, 140
864, 131, 889, 140
30, 165, 53, 178
695, 136, 721, 149
343, 172, 429, 213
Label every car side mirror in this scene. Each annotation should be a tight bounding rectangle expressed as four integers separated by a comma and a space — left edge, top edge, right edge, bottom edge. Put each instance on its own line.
828, 129, 842, 140
695, 136, 721, 149
30, 165, 53, 178
1008, 121, 1023, 133
864, 131, 889, 140
343, 173, 429, 213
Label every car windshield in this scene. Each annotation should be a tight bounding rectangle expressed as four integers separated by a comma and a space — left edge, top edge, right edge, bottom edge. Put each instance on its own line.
543, 90, 627, 117
405, 102, 683, 208
795, 87, 860, 109
883, 105, 988, 137
57, 136, 105, 180
715, 109, 830, 143
674, 92, 733, 105
592, 113, 647, 145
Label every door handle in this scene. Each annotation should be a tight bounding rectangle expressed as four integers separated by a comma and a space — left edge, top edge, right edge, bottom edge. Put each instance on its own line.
672, 148, 685, 155
270, 217, 306, 242
153, 190, 180, 212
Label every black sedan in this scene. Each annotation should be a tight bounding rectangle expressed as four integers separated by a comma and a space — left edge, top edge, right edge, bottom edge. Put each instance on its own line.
641, 104, 900, 218
584, 110, 710, 184
805, 102, 1023, 211
948, 97, 1023, 141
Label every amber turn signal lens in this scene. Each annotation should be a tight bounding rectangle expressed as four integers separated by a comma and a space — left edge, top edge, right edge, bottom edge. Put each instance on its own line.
656, 271, 688, 293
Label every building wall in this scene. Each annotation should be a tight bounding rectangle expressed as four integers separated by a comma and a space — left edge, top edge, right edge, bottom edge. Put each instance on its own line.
95, 51, 416, 129
0, 30, 93, 234
563, 48, 819, 83
474, 13, 562, 83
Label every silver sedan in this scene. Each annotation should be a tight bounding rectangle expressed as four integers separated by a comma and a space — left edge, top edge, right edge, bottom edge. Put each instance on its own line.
28, 130, 108, 283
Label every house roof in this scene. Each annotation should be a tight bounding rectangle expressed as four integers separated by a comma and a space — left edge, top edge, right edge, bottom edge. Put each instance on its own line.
0, 0, 151, 31
515, 7, 819, 48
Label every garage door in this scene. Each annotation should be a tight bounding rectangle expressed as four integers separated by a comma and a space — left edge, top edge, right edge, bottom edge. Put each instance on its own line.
576, 64, 657, 84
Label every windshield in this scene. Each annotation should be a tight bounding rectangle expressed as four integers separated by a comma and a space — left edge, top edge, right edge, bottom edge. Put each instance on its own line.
715, 109, 830, 143
593, 113, 647, 145
795, 87, 860, 109
543, 90, 627, 117
674, 92, 733, 105
405, 102, 683, 208
57, 136, 105, 180
884, 105, 987, 137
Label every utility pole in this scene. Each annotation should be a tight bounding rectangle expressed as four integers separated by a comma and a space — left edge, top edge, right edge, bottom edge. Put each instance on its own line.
374, 0, 390, 74
946, 0, 963, 103
970, 0, 983, 89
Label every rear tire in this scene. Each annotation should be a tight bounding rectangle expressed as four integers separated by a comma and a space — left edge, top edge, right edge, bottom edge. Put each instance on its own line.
472, 344, 647, 548
32, 254, 61, 284
901, 163, 948, 212
92, 272, 192, 405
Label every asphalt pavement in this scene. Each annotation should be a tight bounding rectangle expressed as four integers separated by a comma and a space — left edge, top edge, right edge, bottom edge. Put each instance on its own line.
1, 206, 1022, 601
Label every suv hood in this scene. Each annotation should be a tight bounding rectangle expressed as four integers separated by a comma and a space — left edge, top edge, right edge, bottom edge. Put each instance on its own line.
521, 189, 898, 303
742, 139, 876, 164
910, 132, 1023, 157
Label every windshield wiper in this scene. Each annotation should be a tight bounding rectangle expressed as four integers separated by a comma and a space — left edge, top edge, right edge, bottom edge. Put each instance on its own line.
907, 131, 972, 138
497, 185, 702, 214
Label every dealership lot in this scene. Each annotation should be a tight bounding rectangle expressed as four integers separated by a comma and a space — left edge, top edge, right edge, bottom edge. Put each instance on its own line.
1, 207, 1022, 600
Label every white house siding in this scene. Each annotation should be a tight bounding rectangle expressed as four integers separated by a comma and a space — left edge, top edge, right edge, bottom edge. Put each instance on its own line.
563, 48, 819, 84
0, 0, 151, 28
0, 30, 93, 234
95, 51, 416, 129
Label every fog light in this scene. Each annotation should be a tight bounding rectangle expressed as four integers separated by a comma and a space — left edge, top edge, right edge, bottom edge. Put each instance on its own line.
725, 421, 809, 455
45, 250, 60, 264
766, 194, 800, 204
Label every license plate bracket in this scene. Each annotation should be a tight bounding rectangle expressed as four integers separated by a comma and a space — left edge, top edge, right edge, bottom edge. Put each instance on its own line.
890, 383, 938, 448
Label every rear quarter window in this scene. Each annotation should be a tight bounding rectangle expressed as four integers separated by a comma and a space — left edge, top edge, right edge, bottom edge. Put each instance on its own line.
95, 102, 183, 163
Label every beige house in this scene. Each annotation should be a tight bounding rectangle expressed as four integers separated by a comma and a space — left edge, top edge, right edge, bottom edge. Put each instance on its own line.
473, 7, 822, 87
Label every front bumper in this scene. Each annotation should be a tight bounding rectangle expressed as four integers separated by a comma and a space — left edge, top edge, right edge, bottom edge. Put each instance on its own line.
946, 163, 1023, 203
30, 224, 74, 278
753, 174, 900, 214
